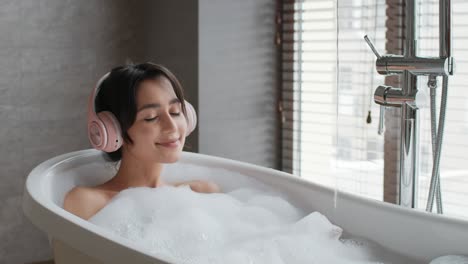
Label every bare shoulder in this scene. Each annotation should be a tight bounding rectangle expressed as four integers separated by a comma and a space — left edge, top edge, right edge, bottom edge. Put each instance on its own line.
175, 180, 221, 194
63, 186, 110, 220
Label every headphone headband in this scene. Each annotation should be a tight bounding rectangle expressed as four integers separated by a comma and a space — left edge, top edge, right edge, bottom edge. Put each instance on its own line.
90, 72, 110, 115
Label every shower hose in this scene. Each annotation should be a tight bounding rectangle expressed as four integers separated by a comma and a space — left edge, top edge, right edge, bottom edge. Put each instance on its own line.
426, 75, 449, 214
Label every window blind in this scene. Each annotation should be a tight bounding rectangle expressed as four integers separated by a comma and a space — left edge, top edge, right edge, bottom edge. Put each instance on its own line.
281, 0, 387, 201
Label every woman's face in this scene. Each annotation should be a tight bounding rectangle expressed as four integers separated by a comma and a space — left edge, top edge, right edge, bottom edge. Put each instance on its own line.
124, 77, 187, 163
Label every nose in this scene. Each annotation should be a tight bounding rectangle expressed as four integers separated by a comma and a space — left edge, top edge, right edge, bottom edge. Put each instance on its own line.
160, 112, 177, 135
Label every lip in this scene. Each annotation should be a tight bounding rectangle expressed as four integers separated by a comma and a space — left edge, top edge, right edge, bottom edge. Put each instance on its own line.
156, 139, 180, 148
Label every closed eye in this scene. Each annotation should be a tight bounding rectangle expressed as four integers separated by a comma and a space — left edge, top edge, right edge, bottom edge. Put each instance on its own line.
144, 113, 179, 122
144, 116, 158, 122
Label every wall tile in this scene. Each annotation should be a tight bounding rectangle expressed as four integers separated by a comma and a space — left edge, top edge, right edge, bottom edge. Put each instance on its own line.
1, 203, 51, 263
0, 120, 23, 196
0, 0, 22, 47
20, 0, 100, 49
21, 119, 89, 176
19, 47, 96, 122
0, 48, 22, 120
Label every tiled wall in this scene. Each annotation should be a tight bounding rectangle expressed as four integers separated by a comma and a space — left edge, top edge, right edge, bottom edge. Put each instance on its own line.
0, 1, 148, 262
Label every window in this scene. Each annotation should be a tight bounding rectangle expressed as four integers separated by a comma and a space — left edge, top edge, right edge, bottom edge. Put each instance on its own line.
281, 0, 386, 199
281, 0, 468, 219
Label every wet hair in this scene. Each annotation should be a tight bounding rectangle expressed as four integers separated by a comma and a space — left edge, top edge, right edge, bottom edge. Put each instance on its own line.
95, 62, 187, 162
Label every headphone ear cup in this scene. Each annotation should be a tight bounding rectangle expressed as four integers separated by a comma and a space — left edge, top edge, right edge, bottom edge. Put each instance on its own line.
88, 118, 107, 151
97, 111, 123, 152
184, 101, 197, 136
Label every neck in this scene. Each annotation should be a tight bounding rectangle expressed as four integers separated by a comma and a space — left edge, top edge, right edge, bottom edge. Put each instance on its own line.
109, 150, 165, 190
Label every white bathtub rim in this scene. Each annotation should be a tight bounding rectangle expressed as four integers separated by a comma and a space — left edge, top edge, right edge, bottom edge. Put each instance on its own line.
23, 149, 468, 263
27, 149, 468, 229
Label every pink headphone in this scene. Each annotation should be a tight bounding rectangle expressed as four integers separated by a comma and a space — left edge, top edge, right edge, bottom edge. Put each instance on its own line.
87, 72, 197, 153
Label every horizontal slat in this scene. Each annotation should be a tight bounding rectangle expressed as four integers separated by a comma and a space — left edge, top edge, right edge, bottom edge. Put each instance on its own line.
284, 137, 468, 156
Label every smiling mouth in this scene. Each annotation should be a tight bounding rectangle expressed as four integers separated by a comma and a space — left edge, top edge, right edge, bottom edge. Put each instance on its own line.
156, 139, 180, 148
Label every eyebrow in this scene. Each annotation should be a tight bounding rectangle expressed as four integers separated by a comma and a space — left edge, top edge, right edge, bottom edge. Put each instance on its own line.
137, 98, 181, 112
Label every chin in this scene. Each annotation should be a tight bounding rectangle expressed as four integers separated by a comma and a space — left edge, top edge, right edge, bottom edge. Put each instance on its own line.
161, 152, 181, 163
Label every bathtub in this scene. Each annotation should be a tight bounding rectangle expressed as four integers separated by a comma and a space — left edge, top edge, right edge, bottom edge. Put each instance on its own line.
22, 149, 468, 264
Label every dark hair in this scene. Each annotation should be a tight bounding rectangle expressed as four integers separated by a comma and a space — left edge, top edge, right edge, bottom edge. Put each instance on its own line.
95, 62, 187, 162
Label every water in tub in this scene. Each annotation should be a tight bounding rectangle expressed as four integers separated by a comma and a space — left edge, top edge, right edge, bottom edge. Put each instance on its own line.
89, 164, 417, 264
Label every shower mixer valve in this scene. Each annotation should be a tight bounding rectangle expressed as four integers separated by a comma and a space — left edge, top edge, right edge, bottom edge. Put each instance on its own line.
363, 35, 452, 136
364, 35, 417, 135
371, 85, 417, 135
374, 85, 415, 107
364, 35, 453, 76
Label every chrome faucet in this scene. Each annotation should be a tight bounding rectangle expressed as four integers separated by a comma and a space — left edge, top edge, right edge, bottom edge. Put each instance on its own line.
364, 0, 454, 210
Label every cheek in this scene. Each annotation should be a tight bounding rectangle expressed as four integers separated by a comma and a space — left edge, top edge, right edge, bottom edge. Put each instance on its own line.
178, 117, 188, 135
140, 125, 156, 136
128, 123, 156, 144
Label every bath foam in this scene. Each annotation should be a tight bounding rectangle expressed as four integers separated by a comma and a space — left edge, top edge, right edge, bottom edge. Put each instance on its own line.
89, 169, 411, 264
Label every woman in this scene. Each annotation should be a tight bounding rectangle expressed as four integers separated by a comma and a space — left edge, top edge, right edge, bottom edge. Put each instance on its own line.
64, 62, 220, 220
